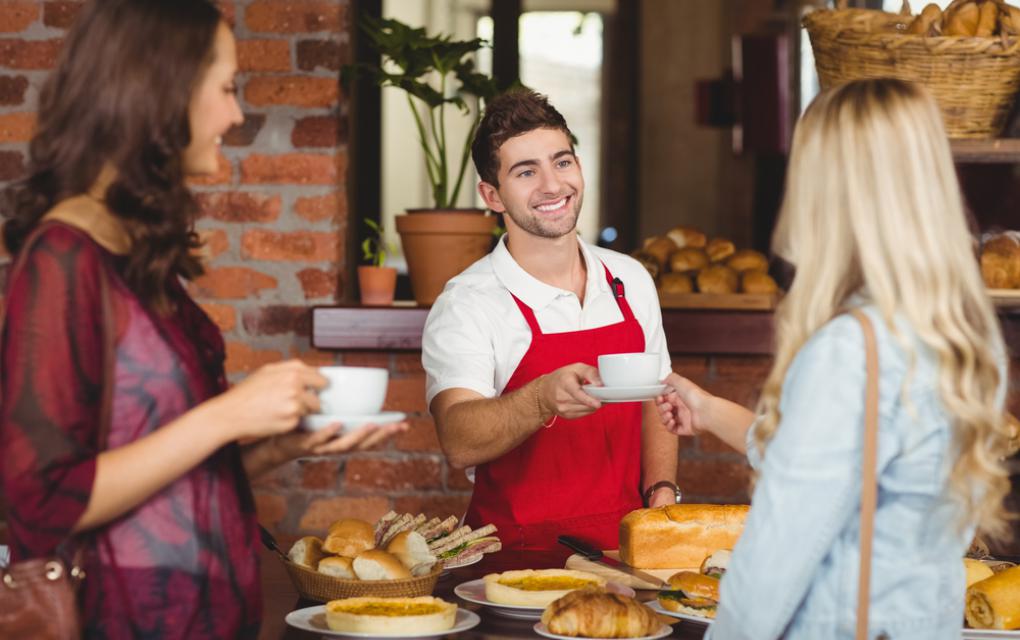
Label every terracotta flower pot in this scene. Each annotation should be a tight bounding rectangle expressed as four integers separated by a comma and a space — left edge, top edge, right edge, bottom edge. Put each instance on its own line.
357, 265, 397, 306
395, 209, 497, 306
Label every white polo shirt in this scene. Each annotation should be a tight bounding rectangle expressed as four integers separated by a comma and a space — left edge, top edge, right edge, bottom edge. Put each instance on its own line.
423, 235, 671, 406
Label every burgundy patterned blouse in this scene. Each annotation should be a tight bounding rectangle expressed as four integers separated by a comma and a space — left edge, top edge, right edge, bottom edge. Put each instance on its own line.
1, 222, 262, 638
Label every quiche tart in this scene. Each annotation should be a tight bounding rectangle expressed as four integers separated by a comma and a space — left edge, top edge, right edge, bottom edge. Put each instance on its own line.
483, 569, 606, 607
324, 596, 457, 633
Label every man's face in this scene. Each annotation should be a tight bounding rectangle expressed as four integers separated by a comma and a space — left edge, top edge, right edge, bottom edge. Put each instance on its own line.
479, 127, 584, 239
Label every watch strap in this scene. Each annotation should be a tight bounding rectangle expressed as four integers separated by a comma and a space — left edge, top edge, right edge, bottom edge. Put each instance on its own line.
643, 480, 682, 505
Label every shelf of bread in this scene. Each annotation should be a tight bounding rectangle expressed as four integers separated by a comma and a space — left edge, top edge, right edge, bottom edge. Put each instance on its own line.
981, 231, 1020, 307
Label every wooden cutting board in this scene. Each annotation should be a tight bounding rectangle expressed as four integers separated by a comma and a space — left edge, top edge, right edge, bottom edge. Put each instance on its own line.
564, 550, 696, 590
658, 292, 778, 310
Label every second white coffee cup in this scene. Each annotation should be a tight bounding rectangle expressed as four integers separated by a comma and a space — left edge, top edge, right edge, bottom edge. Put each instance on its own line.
597, 353, 660, 387
316, 366, 389, 415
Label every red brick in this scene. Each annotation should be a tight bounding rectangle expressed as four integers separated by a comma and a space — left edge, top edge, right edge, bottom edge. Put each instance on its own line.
697, 433, 741, 455
296, 38, 347, 71
300, 458, 341, 490
702, 378, 761, 410
186, 152, 232, 186
0, 112, 34, 143
197, 228, 229, 261
245, 1, 343, 34
298, 496, 391, 532
291, 346, 338, 367
344, 457, 442, 492
384, 374, 428, 414
42, 2, 82, 29
343, 352, 390, 368
0, 39, 62, 69
242, 304, 311, 337
194, 266, 278, 299
393, 416, 442, 453
198, 191, 282, 223
223, 113, 265, 146
292, 114, 341, 147
675, 459, 751, 500
241, 229, 339, 262
253, 491, 288, 526
245, 75, 337, 108
224, 341, 283, 374
714, 356, 774, 379
0, 150, 24, 181
240, 152, 339, 184
294, 192, 340, 222
669, 356, 709, 377
237, 39, 291, 72
0, 3, 39, 33
297, 267, 340, 299
393, 495, 471, 520
198, 302, 237, 332
394, 354, 425, 375
446, 466, 474, 491
0, 75, 28, 106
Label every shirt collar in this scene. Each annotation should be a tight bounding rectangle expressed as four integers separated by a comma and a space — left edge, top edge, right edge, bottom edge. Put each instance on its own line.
491, 234, 610, 311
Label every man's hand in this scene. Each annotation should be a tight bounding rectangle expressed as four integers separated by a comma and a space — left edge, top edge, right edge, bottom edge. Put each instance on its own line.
537, 363, 603, 420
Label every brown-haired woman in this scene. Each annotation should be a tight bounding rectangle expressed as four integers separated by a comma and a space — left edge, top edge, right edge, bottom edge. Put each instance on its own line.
0, 1, 406, 637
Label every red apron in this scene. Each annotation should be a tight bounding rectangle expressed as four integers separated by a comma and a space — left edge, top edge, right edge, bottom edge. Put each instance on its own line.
464, 263, 645, 551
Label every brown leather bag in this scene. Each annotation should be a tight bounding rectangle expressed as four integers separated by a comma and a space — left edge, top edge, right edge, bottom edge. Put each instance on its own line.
0, 221, 116, 640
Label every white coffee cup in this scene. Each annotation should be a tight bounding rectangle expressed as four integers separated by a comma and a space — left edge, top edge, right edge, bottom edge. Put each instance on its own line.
316, 366, 389, 415
597, 353, 660, 387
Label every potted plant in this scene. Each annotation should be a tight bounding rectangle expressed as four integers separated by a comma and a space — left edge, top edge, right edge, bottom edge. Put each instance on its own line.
357, 219, 398, 306
347, 15, 501, 305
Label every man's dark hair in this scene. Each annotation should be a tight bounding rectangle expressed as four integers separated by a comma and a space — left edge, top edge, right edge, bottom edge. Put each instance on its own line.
471, 89, 574, 187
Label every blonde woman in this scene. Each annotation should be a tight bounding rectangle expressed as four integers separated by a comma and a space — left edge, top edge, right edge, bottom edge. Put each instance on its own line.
657, 78, 1011, 640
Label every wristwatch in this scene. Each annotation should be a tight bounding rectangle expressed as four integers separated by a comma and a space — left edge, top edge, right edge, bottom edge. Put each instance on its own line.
643, 480, 682, 506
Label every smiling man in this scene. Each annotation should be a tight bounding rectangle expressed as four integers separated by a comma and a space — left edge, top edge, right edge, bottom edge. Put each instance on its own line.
422, 90, 679, 551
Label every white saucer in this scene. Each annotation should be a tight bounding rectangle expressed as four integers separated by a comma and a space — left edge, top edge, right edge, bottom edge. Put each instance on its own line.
302, 411, 407, 431
534, 622, 673, 640
646, 600, 713, 625
582, 384, 668, 403
962, 630, 1020, 639
453, 578, 636, 620
442, 553, 483, 572
285, 605, 479, 638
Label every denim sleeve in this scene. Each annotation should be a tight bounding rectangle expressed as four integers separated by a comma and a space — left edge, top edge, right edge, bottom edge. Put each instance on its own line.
707, 317, 870, 640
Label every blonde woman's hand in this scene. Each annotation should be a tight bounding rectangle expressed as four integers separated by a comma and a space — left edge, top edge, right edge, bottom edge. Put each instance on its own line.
656, 372, 711, 436
271, 420, 410, 459
212, 359, 327, 441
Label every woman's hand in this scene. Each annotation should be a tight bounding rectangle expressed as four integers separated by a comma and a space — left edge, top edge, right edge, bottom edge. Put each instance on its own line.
272, 420, 409, 459
656, 372, 712, 436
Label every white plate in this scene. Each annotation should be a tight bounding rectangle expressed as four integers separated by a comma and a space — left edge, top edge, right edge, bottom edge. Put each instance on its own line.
303, 411, 407, 431
646, 600, 713, 625
582, 384, 668, 403
453, 578, 636, 620
534, 622, 673, 640
963, 631, 1020, 639
284, 605, 480, 638
442, 554, 483, 572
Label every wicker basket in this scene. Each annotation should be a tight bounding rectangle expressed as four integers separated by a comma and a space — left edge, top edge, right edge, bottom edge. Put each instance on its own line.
282, 559, 443, 603
803, 1, 1020, 138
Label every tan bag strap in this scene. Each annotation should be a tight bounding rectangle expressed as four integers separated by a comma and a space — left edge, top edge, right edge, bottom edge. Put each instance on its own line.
850, 309, 879, 640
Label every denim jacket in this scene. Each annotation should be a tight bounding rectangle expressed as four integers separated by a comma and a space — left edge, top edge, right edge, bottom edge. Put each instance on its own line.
705, 306, 1004, 640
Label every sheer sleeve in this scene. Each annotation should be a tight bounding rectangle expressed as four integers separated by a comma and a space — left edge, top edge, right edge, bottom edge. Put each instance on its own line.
1, 224, 108, 559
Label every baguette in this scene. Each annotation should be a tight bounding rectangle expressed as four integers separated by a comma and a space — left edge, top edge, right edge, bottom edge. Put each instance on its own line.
619, 504, 748, 569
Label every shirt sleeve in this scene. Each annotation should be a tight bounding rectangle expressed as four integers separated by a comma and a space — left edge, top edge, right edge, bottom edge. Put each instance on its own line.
707, 316, 886, 640
422, 288, 500, 406
1, 226, 107, 559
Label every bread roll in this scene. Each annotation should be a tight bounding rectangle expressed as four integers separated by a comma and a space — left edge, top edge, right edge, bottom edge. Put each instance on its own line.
352, 549, 412, 580
631, 250, 661, 280
542, 589, 662, 638
705, 238, 735, 262
907, 3, 942, 35
966, 564, 1020, 629
981, 233, 1020, 289
643, 236, 678, 268
669, 247, 709, 273
483, 569, 605, 607
318, 555, 356, 579
323, 519, 376, 557
966, 558, 995, 588
696, 265, 738, 294
658, 272, 693, 294
1006, 413, 1020, 457
619, 504, 748, 569
945, 1, 979, 36
325, 596, 457, 634
666, 225, 707, 249
726, 249, 769, 273
700, 549, 732, 579
287, 536, 326, 569
386, 530, 437, 576
741, 270, 778, 295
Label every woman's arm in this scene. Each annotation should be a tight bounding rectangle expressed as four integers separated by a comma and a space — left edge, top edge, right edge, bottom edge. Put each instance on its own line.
657, 373, 756, 453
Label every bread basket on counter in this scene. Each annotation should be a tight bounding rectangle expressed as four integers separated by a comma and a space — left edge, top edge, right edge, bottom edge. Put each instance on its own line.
803, 0, 1020, 138
282, 559, 442, 602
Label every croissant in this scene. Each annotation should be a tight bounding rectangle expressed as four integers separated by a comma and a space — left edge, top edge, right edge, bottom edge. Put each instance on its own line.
541, 589, 663, 638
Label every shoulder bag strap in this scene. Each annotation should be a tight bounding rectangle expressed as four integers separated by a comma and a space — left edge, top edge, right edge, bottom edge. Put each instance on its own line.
850, 309, 879, 640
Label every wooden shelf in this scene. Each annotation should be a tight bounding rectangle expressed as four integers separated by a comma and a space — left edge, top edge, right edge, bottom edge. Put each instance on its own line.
951, 139, 1020, 163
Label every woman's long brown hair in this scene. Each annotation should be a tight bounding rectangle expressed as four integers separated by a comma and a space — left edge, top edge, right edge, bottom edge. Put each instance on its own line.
1, 0, 221, 310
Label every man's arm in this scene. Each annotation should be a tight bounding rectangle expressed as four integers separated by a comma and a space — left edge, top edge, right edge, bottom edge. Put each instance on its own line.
640, 400, 679, 507
431, 363, 602, 469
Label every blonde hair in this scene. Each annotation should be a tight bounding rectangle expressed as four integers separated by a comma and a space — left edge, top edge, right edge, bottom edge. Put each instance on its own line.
756, 78, 1010, 538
